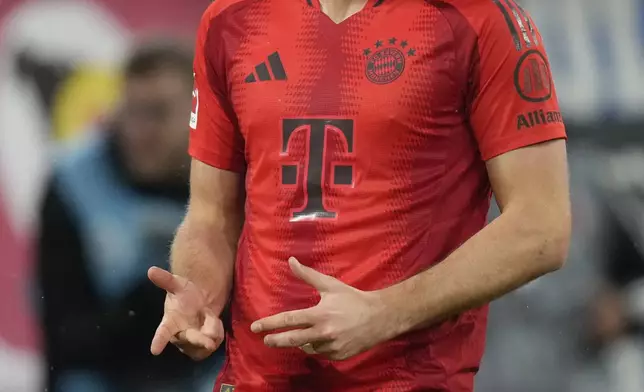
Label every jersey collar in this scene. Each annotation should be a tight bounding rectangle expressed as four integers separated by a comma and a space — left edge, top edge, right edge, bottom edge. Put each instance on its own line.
306, 0, 385, 9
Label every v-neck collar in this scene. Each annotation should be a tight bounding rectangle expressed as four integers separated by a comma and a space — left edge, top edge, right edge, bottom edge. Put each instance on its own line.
306, 0, 385, 8
306, 0, 385, 25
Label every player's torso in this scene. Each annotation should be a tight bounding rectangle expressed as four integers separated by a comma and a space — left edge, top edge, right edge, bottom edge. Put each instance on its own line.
219, 0, 490, 301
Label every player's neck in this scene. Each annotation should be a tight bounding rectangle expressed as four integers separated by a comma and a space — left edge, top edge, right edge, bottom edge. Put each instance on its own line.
318, 0, 369, 24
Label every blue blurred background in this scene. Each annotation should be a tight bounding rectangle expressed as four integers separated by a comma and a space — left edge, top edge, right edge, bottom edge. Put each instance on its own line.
0, 0, 643, 391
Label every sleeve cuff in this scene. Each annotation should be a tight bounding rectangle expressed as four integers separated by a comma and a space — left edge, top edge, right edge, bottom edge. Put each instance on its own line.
480, 125, 567, 161
188, 144, 246, 173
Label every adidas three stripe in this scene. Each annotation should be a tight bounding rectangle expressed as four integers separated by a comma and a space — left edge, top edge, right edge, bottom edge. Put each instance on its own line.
245, 52, 287, 83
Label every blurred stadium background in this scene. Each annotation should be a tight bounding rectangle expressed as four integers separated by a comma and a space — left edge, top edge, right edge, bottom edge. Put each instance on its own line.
0, 0, 643, 391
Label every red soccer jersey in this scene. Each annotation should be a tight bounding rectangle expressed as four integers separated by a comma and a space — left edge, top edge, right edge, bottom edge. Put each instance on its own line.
189, 0, 566, 391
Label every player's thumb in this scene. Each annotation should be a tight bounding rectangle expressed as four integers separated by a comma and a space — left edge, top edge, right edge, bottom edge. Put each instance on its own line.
148, 266, 182, 294
288, 257, 339, 292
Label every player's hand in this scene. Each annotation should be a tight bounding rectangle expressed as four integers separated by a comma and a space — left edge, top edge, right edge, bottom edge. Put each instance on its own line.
148, 266, 224, 361
250, 257, 394, 361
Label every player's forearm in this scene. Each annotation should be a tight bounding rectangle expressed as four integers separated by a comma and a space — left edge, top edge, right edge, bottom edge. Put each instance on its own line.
381, 204, 571, 336
170, 212, 242, 314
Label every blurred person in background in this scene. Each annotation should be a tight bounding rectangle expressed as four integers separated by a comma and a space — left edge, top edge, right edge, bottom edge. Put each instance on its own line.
587, 148, 644, 392
34, 39, 222, 392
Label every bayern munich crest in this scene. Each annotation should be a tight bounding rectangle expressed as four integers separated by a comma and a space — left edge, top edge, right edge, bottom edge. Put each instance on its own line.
364, 37, 416, 85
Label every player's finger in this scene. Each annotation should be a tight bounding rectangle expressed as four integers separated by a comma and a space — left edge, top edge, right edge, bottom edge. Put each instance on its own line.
150, 318, 179, 355
251, 308, 315, 333
201, 312, 224, 343
175, 328, 219, 352
263, 328, 326, 348
148, 267, 184, 294
288, 257, 340, 293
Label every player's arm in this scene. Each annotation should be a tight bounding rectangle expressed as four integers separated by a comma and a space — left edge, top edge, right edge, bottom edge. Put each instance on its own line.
169, 6, 245, 313
382, 140, 570, 333
170, 160, 243, 314
149, 161, 242, 358
149, 7, 245, 359
381, 2, 570, 333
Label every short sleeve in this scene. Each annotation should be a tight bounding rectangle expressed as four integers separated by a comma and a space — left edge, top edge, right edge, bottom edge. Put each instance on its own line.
468, 3, 566, 161
188, 10, 245, 172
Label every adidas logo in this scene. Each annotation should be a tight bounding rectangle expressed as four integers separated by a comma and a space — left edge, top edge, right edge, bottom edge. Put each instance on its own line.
244, 52, 287, 83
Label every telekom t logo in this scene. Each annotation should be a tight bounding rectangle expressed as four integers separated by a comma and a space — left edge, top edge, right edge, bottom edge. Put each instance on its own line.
281, 118, 354, 220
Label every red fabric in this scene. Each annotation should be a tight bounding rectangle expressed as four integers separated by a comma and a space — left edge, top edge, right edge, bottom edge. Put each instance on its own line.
0, 0, 28, 346
92, 0, 206, 33
0, 0, 205, 32
0, 1, 17, 21
188, 0, 567, 390
0, 192, 36, 349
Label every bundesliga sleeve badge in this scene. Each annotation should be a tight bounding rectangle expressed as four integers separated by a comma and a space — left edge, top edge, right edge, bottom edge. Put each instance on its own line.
189, 74, 199, 130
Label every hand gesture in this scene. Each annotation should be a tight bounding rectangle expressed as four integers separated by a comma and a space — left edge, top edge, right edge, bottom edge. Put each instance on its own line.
250, 258, 392, 361
148, 266, 224, 361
